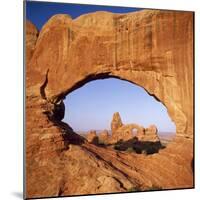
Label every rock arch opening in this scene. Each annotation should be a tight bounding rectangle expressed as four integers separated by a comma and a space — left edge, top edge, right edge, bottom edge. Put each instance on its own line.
62, 78, 176, 148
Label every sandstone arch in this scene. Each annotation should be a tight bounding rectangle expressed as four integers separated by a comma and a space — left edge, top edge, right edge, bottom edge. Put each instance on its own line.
26, 9, 194, 198
28, 10, 193, 137
111, 123, 145, 142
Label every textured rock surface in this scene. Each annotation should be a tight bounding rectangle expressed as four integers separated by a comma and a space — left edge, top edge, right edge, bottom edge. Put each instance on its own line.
112, 124, 144, 142
26, 9, 194, 199
99, 130, 110, 143
26, 20, 38, 67
111, 112, 123, 135
86, 130, 98, 144
141, 125, 160, 142
110, 112, 160, 143
29, 10, 193, 137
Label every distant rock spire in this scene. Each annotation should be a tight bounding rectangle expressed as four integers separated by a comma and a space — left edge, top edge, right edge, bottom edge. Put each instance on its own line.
111, 112, 123, 135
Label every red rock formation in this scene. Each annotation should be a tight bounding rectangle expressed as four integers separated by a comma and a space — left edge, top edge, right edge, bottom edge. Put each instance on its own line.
86, 130, 98, 144
109, 113, 159, 144
26, 20, 38, 67
25, 9, 194, 199
110, 112, 146, 143
29, 10, 193, 137
144, 125, 160, 142
137, 125, 160, 142
99, 130, 110, 144
111, 112, 123, 135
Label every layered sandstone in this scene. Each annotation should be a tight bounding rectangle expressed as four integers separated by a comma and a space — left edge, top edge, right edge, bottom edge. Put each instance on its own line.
28, 10, 193, 137
141, 125, 160, 142
26, 9, 194, 199
110, 112, 159, 144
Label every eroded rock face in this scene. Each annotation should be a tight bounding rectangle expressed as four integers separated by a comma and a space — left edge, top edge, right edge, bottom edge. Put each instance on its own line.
29, 10, 193, 137
111, 123, 143, 143
111, 112, 123, 135
86, 130, 98, 144
26, 20, 38, 66
99, 130, 110, 143
109, 112, 159, 144
142, 125, 160, 142
26, 9, 194, 199
135, 125, 160, 143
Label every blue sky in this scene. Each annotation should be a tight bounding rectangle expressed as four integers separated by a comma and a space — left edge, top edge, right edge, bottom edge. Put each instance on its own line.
26, 1, 176, 133
64, 78, 176, 133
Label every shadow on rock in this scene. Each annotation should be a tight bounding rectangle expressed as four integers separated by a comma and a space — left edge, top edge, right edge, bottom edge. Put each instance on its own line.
51, 118, 86, 145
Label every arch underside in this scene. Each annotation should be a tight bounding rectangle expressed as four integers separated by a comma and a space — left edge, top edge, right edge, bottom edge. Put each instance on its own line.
48, 70, 183, 135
